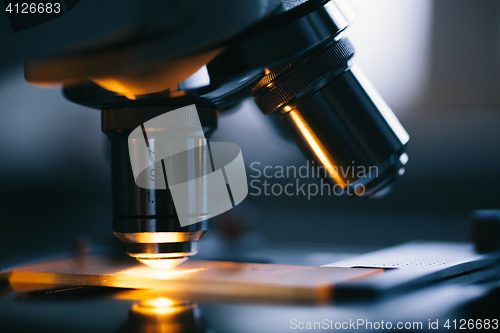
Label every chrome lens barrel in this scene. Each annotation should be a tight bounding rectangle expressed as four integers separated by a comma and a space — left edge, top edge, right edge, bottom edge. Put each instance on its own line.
253, 37, 409, 198
102, 97, 218, 266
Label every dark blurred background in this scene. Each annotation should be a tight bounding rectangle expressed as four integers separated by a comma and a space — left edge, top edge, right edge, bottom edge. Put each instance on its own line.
1, 0, 500, 265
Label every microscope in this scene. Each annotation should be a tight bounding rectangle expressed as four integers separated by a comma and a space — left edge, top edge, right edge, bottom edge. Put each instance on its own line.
20, 0, 409, 268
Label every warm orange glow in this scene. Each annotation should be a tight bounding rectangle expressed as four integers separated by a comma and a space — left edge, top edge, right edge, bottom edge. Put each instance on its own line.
115, 231, 203, 244
131, 297, 191, 317
89, 48, 223, 100
91, 78, 139, 100
145, 297, 176, 307
118, 267, 203, 281
288, 110, 346, 187
9, 282, 69, 292
129, 253, 196, 260
113, 290, 179, 301
283, 105, 292, 112
138, 258, 188, 269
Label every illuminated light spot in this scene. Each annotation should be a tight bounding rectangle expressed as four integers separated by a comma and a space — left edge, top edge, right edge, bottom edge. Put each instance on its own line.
117, 266, 203, 281
144, 297, 176, 307
131, 297, 192, 317
138, 258, 188, 270
399, 152, 409, 165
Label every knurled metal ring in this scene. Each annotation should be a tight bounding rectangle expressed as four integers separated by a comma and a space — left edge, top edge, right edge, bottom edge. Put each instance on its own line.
253, 37, 355, 114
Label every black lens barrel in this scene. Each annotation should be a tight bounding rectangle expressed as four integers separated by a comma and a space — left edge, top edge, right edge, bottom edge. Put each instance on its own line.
252, 37, 409, 198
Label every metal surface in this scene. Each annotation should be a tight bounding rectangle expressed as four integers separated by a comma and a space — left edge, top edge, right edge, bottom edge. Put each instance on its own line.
253, 34, 408, 197
102, 99, 217, 264
282, 67, 408, 197
206, 0, 356, 81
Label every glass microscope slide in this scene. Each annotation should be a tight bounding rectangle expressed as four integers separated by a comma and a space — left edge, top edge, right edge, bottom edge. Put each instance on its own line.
5, 256, 382, 303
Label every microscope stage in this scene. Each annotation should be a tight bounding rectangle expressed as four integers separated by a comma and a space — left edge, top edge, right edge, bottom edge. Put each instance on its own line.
4, 256, 381, 304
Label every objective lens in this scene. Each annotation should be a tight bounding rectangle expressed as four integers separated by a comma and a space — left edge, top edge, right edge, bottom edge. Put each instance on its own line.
253, 37, 409, 198
102, 97, 218, 267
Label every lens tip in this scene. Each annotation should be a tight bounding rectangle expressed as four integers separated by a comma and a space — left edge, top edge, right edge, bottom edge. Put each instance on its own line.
138, 257, 188, 269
